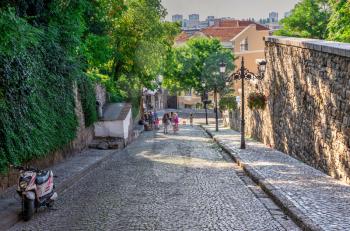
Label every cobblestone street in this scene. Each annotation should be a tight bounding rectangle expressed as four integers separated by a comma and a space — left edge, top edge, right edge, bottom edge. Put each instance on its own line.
9, 125, 299, 231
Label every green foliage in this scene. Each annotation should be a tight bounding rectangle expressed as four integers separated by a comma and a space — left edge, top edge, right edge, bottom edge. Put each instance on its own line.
0, 0, 177, 173
107, 0, 179, 101
248, 92, 267, 110
219, 94, 237, 111
0, 32, 78, 174
275, 0, 330, 39
327, 0, 350, 42
0, 1, 95, 172
77, 75, 98, 127
275, 0, 350, 42
164, 37, 234, 96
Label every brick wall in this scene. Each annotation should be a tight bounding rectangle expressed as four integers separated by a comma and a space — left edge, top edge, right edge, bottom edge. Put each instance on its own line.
226, 36, 350, 183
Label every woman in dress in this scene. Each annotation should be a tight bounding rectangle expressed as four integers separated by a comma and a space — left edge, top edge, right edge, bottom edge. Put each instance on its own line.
162, 113, 170, 134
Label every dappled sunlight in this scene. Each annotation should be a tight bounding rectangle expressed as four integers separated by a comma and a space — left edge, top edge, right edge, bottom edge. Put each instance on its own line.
249, 161, 294, 168
139, 153, 233, 169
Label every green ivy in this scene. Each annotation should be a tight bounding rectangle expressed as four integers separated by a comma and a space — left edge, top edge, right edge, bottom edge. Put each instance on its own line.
77, 75, 98, 127
0, 7, 92, 173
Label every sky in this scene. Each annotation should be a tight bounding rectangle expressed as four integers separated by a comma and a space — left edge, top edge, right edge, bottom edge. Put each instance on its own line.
161, 0, 300, 21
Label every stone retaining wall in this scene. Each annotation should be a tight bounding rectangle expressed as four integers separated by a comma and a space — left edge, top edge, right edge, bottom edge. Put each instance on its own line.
226, 36, 350, 182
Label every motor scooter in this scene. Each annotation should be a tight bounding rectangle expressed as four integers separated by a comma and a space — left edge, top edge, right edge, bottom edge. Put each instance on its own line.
12, 165, 58, 221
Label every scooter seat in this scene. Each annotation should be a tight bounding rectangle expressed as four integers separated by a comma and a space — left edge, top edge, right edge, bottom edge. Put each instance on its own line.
36, 171, 50, 185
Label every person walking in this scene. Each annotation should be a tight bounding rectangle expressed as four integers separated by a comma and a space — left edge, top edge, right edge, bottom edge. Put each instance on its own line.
172, 112, 179, 133
148, 112, 154, 130
189, 113, 194, 126
162, 113, 170, 134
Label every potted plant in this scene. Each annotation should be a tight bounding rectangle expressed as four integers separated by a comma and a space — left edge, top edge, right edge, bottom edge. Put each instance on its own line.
247, 92, 267, 110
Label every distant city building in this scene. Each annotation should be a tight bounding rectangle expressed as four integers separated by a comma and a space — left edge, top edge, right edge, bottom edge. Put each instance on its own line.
268, 12, 278, 23
188, 14, 200, 28
259, 12, 281, 31
207, 16, 215, 26
172, 14, 183, 23
170, 14, 220, 30
172, 15, 181, 22
182, 19, 189, 28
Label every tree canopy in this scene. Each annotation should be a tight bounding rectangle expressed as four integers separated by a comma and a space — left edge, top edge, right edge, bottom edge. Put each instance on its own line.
164, 37, 235, 95
276, 0, 350, 43
0, 0, 179, 172
275, 0, 330, 39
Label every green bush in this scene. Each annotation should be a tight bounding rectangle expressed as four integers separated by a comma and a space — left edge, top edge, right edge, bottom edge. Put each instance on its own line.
219, 95, 237, 111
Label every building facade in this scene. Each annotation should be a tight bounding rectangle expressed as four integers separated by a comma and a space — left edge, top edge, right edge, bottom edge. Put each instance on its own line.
172, 14, 183, 23
188, 14, 200, 28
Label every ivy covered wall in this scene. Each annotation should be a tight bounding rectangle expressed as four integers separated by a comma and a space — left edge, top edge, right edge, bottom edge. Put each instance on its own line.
0, 3, 97, 173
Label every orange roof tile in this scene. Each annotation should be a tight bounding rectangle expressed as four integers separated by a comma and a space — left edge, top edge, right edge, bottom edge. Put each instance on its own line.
175, 19, 269, 43
175, 31, 190, 43
201, 27, 245, 42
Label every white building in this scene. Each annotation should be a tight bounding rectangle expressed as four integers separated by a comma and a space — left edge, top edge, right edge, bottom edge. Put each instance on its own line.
94, 103, 133, 144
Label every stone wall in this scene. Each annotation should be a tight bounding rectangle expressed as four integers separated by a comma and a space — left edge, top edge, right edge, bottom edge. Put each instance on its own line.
227, 36, 350, 183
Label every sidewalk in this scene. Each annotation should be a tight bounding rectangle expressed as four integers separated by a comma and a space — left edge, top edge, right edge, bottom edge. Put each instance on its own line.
202, 124, 350, 231
0, 148, 117, 230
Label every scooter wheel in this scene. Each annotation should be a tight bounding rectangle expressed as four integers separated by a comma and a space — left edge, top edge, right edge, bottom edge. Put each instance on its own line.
46, 200, 55, 208
22, 199, 34, 221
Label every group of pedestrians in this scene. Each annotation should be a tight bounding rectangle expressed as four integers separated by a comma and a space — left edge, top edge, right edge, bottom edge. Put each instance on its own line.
143, 111, 160, 130
143, 111, 194, 134
162, 112, 179, 134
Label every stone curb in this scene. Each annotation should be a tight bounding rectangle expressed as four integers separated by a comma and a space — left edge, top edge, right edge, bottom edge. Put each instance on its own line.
200, 125, 323, 231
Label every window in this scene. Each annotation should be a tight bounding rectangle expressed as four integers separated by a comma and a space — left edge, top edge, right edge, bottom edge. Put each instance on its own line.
240, 38, 248, 52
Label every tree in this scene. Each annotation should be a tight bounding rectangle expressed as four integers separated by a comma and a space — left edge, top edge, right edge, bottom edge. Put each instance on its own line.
164, 37, 235, 95
275, 0, 331, 39
327, 0, 350, 42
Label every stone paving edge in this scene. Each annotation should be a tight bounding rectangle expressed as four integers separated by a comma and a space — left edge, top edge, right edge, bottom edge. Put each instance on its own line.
200, 125, 324, 231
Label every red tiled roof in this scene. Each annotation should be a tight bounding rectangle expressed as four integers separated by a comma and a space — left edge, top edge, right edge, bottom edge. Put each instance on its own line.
201, 27, 245, 42
175, 19, 269, 43
175, 31, 191, 43
214, 19, 269, 31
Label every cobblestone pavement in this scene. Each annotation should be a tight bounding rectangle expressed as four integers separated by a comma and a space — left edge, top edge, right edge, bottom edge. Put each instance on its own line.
0, 148, 115, 230
203, 124, 350, 231
9, 125, 299, 231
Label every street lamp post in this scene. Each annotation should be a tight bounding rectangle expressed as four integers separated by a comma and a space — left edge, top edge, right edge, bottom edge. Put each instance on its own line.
201, 82, 209, 125
232, 57, 266, 149
214, 61, 226, 132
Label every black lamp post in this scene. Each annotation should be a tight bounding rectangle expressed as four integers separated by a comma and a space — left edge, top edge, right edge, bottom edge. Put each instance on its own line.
214, 61, 226, 132
232, 57, 266, 149
201, 82, 209, 125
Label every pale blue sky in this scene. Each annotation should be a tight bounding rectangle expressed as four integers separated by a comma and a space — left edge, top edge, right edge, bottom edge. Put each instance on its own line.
162, 0, 300, 21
